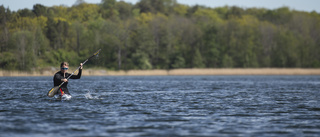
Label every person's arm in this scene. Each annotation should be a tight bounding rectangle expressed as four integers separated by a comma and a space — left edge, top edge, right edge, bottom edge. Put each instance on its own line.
54, 72, 67, 86
70, 63, 82, 79
70, 69, 82, 79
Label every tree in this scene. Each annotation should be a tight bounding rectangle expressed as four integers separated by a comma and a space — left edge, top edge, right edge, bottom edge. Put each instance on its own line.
129, 20, 155, 69
259, 21, 276, 67
192, 48, 205, 68
262, 7, 292, 25
226, 6, 244, 19
9, 31, 36, 70
0, 5, 10, 53
150, 13, 169, 68
46, 17, 69, 49
46, 17, 58, 49
136, 0, 177, 15
100, 0, 118, 19
271, 29, 300, 67
32, 4, 47, 17
1, 1, 320, 71
0, 52, 18, 69
33, 26, 49, 57
72, 21, 84, 54
132, 50, 152, 69
222, 54, 233, 68
116, 1, 133, 20
173, 4, 188, 16
171, 55, 185, 68
70, 3, 100, 22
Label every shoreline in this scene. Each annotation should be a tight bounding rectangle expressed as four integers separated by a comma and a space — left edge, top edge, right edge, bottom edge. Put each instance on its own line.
1, 68, 320, 77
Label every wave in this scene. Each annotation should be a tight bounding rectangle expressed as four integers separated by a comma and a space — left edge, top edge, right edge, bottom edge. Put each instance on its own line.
85, 90, 102, 100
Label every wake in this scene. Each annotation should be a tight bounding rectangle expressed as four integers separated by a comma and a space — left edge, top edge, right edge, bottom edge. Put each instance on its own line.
54, 94, 72, 101
84, 90, 102, 100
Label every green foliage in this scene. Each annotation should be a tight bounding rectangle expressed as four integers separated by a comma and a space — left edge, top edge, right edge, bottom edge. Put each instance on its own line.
0, 52, 18, 70
192, 49, 205, 68
171, 55, 185, 68
132, 50, 152, 69
173, 4, 188, 16
222, 54, 234, 68
137, 0, 176, 15
116, 1, 133, 19
33, 4, 47, 17
0, 1, 320, 71
9, 30, 35, 70
44, 49, 79, 67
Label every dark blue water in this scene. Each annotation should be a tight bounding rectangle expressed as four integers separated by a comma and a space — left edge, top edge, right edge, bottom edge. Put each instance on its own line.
1, 76, 320, 137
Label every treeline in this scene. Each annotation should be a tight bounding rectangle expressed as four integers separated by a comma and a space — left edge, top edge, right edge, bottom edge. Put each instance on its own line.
0, 0, 320, 70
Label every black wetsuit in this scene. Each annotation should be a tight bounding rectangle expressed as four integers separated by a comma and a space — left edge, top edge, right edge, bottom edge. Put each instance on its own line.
53, 69, 82, 95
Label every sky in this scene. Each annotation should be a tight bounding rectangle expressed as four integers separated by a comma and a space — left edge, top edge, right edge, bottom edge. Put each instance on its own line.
0, 0, 319, 13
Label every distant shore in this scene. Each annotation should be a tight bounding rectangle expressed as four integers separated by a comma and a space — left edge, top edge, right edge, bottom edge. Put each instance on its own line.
1, 68, 320, 77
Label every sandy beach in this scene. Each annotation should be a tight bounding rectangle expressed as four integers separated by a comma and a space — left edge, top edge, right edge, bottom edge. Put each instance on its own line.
1, 68, 319, 77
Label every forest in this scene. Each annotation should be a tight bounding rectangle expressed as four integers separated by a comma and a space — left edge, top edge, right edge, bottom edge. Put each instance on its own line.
0, 0, 320, 71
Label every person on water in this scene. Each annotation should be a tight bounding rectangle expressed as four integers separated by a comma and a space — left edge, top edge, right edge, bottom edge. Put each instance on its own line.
53, 62, 83, 98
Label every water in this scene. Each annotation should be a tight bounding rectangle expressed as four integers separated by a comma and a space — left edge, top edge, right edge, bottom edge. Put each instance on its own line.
1, 75, 320, 137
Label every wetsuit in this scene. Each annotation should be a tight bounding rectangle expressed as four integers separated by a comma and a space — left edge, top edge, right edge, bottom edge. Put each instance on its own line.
53, 69, 82, 96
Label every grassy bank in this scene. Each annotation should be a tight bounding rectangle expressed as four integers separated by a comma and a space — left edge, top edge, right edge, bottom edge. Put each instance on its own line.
1, 68, 320, 77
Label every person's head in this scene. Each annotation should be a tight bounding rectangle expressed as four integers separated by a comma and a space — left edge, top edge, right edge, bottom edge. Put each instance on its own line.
60, 62, 69, 73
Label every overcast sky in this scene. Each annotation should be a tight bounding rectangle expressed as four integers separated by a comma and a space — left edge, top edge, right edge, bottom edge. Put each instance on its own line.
0, 0, 319, 13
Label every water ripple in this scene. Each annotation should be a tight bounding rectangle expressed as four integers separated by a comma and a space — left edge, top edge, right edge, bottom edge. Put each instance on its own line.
1, 76, 320, 136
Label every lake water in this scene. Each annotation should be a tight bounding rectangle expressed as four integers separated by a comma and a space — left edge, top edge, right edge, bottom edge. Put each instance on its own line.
0, 75, 320, 137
